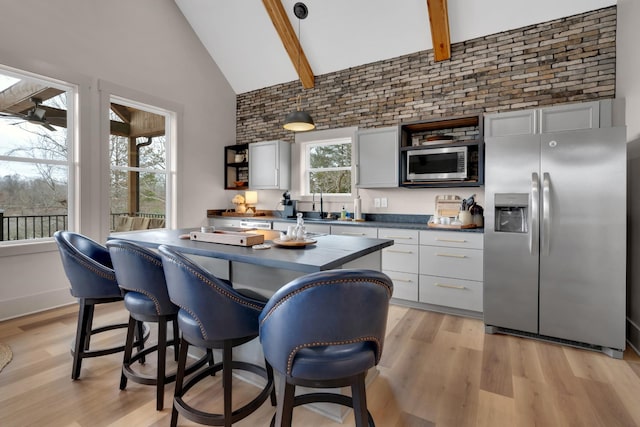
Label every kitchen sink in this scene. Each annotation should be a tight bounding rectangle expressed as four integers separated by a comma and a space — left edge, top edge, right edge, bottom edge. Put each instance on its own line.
302, 217, 334, 222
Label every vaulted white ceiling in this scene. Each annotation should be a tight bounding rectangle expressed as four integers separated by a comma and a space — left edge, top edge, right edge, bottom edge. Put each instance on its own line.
175, 0, 617, 94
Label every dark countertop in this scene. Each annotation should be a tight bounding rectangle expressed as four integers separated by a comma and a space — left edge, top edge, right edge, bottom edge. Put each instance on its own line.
208, 211, 484, 233
109, 228, 394, 273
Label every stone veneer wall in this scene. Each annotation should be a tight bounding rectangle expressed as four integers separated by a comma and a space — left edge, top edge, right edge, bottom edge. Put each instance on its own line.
236, 6, 616, 145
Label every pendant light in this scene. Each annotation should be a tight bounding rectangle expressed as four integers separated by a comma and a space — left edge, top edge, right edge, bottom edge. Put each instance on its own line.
283, 2, 315, 132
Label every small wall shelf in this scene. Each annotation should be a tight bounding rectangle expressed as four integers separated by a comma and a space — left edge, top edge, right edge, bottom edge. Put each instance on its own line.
399, 114, 484, 188
224, 143, 249, 190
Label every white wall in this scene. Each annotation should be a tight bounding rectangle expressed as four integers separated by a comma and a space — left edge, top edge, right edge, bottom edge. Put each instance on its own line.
0, 0, 236, 320
617, 0, 640, 351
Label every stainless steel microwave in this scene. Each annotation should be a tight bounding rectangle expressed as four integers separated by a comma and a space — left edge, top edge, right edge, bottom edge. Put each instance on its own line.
406, 146, 468, 181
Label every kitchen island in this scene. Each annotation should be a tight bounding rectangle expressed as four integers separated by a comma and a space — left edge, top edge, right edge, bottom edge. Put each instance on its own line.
108, 228, 393, 422
109, 227, 394, 294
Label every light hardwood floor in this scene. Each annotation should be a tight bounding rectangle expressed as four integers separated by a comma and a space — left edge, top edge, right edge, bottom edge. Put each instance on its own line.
1, 302, 640, 427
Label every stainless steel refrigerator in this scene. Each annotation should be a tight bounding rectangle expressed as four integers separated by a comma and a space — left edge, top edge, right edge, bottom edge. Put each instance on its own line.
483, 126, 626, 358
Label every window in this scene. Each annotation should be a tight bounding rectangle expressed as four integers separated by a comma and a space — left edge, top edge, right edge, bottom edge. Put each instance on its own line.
108, 97, 170, 232
302, 137, 352, 196
0, 67, 75, 242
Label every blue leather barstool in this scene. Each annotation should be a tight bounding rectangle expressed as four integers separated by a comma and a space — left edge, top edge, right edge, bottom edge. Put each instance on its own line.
54, 231, 148, 380
259, 269, 393, 427
158, 245, 276, 427
106, 240, 212, 410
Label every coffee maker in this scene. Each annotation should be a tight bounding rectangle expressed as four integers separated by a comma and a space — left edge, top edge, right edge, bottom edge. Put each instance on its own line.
281, 191, 297, 218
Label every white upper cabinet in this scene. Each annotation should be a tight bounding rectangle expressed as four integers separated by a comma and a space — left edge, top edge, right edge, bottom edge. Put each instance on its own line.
355, 126, 399, 188
538, 101, 599, 133
249, 140, 291, 190
484, 100, 619, 138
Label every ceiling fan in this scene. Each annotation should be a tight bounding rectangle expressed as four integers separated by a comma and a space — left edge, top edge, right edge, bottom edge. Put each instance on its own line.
0, 97, 57, 131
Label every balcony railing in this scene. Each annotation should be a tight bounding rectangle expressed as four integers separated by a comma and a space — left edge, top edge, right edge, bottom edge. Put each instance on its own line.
0, 211, 165, 241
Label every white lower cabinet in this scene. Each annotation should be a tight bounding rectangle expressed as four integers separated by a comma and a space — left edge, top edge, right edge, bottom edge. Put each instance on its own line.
419, 275, 483, 312
418, 230, 484, 313
379, 228, 419, 302
330, 225, 378, 238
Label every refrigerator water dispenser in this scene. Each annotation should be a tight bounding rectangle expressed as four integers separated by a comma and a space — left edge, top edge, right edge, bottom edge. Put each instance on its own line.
494, 193, 528, 233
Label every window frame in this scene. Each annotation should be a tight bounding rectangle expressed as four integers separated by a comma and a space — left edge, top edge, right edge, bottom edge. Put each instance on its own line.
99, 80, 181, 241
301, 137, 353, 197
0, 65, 78, 247
292, 127, 358, 205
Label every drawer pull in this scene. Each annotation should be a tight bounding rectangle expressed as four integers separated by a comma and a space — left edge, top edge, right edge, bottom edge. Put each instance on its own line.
435, 238, 467, 243
383, 235, 414, 240
392, 278, 414, 283
340, 232, 367, 236
435, 283, 467, 290
436, 253, 467, 259
386, 249, 414, 254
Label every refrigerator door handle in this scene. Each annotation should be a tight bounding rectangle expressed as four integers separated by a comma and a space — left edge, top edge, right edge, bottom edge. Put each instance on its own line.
542, 172, 551, 256
530, 173, 540, 255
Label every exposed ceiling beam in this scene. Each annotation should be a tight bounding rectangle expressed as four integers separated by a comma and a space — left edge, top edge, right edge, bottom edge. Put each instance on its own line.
427, 0, 451, 61
262, 0, 315, 89
0, 81, 64, 113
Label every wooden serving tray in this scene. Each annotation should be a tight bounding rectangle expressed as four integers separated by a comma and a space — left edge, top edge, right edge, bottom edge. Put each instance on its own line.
221, 212, 266, 217
427, 223, 477, 229
190, 230, 264, 246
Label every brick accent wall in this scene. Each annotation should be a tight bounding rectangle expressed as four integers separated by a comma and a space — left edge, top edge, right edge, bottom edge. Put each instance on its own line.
236, 6, 616, 145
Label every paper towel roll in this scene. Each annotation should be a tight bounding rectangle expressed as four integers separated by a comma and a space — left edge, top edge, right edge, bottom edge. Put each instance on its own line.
354, 196, 362, 221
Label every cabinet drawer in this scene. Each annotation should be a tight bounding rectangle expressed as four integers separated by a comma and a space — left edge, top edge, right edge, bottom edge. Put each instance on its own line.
377, 228, 419, 244
419, 246, 483, 281
382, 244, 418, 274
211, 218, 242, 228
383, 270, 418, 301
419, 275, 483, 312
419, 230, 483, 249
272, 221, 330, 235
331, 225, 377, 238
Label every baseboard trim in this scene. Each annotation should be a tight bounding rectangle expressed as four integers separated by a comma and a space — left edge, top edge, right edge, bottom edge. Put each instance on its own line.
0, 288, 74, 321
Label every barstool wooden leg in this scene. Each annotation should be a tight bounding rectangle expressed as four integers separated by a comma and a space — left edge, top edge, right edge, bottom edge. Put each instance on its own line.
120, 316, 137, 390
83, 303, 95, 351
171, 337, 189, 427
72, 299, 90, 380
275, 379, 295, 427
172, 318, 179, 362
266, 361, 277, 406
135, 320, 146, 364
351, 372, 369, 427
223, 342, 233, 427
156, 316, 168, 410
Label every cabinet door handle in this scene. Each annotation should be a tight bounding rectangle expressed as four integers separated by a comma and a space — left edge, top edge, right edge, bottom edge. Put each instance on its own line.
436, 253, 467, 259
435, 283, 467, 290
435, 238, 467, 243
386, 249, 414, 254
383, 235, 414, 240
274, 169, 279, 185
392, 278, 414, 283
340, 232, 367, 236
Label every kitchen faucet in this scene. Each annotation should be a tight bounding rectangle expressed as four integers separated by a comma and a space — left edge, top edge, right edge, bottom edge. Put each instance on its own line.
312, 179, 325, 219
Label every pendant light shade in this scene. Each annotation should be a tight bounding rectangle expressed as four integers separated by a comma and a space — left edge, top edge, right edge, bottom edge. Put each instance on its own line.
284, 2, 315, 132
283, 109, 315, 131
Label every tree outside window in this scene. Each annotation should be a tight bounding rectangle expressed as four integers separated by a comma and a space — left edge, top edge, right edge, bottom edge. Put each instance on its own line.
305, 138, 352, 195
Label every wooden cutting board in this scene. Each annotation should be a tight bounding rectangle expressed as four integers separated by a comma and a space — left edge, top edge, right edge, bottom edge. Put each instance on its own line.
435, 195, 462, 218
